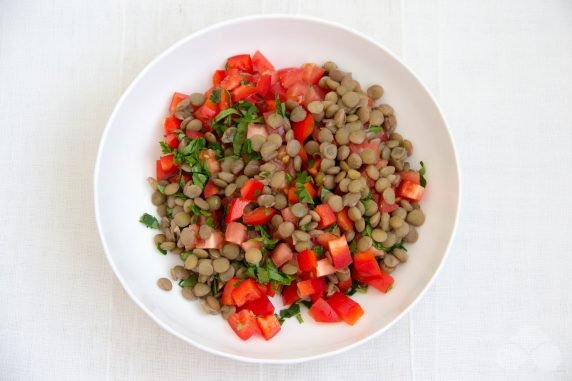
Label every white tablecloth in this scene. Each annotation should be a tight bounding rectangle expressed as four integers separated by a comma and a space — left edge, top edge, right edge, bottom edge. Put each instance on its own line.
1, 0, 571, 380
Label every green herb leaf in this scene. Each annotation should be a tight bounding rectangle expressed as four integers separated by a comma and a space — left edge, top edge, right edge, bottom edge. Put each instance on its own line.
156, 184, 166, 194
367, 124, 383, 134
178, 274, 198, 288
312, 246, 324, 258
260, 171, 271, 178
324, 223, 338, 232
139, 213, 159, 229
295, 314, 304, 323
209, 89, 221, 104
254, 225, 278, 250
160, 141, 172, 154
156, 242, 167, 255
320, 187, 333, 201
191, 204, 211, 217
363, 223, 373, 237
180, 251, 192, 261
294, 183, 314, 204
257, 267, 270, 285
277, 302, 301, 325
419, 161, 427, 187
214, 108, 240, 122
178, 137, 206, 157
192, 172, 208, 189
346, 281, 368, 296
233, 123, 248, 156
349, 239, 358, 253
236, 322, 243, 331
205, 216, 215, 228
275, 94, 288, 118
300, 300, 312, 309
295, 171, 312, 185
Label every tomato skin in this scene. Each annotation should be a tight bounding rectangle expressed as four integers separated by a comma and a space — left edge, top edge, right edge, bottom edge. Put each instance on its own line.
156, 159, 177, 181
256, 314, 281, 340
292, 113, 315, 142
185, 130, 205, 139
164, 133, 179, 149
315, 258, 336, 277
225, 222, 247, 246
226, 54, 253, 73
222, 278, 240, 305
169, 92, 188, 114
220, 71, 243, 90
379, 199, 400, 213
252, 50, 275, 73
400, 171, 420, 184
279, 68, 304, 89
240, 239, 263, 252
227, 309, 258, 340
336, 208, 354, 232
297, 277, 326, 297
301, 63, 326, 84
327, 292, 364, 325
195, 231, 224, 250
309, 297, 341, 322
159, 154, 176, 172
328, 236, 353, 269
286, 82, 309, 103
315, 204, 336, 229
225, 198, 251, 224
255, 74, 271, 97
353, 250, 383, 280
287, 182, 315, 203
163, 115, 181, 134
271, 243, 293, 268
240, 179, 265, 201
306, 156, 321, 176
242, 207, 276, 225
203, 180, 219, 198
367, 271, 394, 293
219, 87, 230, 110
270, 81, 287, 101
282, 281, 300, 306
397, 180, 425, 201
212, 70, 226, 85
298, 249, 318, 273
338, 278, 353, 293
232, 279, 264, 307
193, 102, 218, 122
315, 232, 338, 247
242, 295, 275, 316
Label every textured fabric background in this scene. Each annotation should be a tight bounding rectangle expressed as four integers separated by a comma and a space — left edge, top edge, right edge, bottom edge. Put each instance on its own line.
1, 0, 571, 380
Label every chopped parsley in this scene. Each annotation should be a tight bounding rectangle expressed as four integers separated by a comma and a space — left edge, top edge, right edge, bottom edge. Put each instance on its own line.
253, 225, 278, 250
346, 281, 368, 296
419, 161, 427, 187
156, 242, 167, 255
139, 213, 159, 229
160, 141, 172, 154
277, 302, 303, 325
324, 224, 339, 232
246, 259, 292, 286
178, 274, 198, 288
209, 89, 221, 104
275, 93, 288, 118
367, 124, 383, 134
312, 246, 324, 258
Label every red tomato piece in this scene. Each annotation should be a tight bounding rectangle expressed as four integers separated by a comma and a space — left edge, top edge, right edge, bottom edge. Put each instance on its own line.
280, 206, 298, 224
287, 182, 316, 203
266, 282, 278, 297
232, 84, 258, 102
219, 87, 230, 110
255, 74, 271, 97
315, 232, 339, 247
397, 180, 425, 201
303, 84, 324, 106
379, 199, 400, 213
242, 207, 276, 226
193, 102, 218, 122
240, 179, 265, 201
286, 81, 309, 104
309, 297, 341, 323
240, 239, 263, 252
270, 80, 287, 101
282, 282, 300, 306
155, 159, 177, 181
292, 112, 315, 142
297, 277, 326, 297
159, 154, 176, 172
186, 130, 205, 139
315, 204, 336, 229
163, 115, 181, 134
298, 249, 318, 273
226, 54, 253, 73
327, 292, 364, 325
271, 243, 293, 268
225, 222, 247, 246
195, 231, 224, 250
220, 71, 243, 90
338, 278, 353, 293
222, 278, 240, 305
227, 309, 258, 340
301, 63, 326, 85
367, 271, 394, 293
328, 236, 352, 269
243, 295, 275, 316
225, 198, 251, 224
315, 258, 336, 277
212, 70, 226, 85
164, 133, 179, 149
336, 208, 354, 232
306, 156, 321, 176
400, 171, 421, 184
256, 314, 281, 340
203, 180, 219, 198
199, 149, 221, 174
279, 68, 304, 89
169, 92, 188, 114
353, 251, 383, 280
232, 279, 264, 307
252, 51, 275, 73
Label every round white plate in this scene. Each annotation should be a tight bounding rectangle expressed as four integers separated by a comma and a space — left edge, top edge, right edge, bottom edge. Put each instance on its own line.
94, 15, 460, 363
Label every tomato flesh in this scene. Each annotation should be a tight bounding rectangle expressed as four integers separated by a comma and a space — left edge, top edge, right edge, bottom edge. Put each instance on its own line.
292, 113, 314, 142
309, 297, 341, 322
169, 92, 188, 114
315, 204, 336, 229
225, 198, 251, 224
297, 277, 326, 297
242, 207, 276, 225
397, 180, 425, 201
327, 292, 364, 325
256, 314, 281, 340
252, 50, 275, 73
225, 222, 247, 245
227, 309, 258, 340
242, 295, 275, 316
226, 54, 253, 73
298, 249, 318, 273
328, 236, 353, 269
232, 279, 264, 307
240, 179, 265, 201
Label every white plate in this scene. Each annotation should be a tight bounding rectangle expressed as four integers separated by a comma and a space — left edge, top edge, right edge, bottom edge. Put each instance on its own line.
94, 15, 460, 363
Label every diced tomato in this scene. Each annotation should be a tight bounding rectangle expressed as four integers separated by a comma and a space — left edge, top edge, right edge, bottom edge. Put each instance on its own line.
255, 74, 271, 97
280, 207, 298, 224
397, 180, 425, 201
306, 156, 321, 176
163, 115, 181, 134
227, 309, 258, 340
315, 204, 336, 229
349, 141, 381, 158
219, 87, 230, 110
279, 68, 304, 89
226, 54, 253, 73
379, 199, 400, 213
186, 130, 205, 139
242, 207, 276, 225
231, 84, 257, 102
212, 70, 226, 86
287, 182, 315, 203
303, 84, 324, 106
298, 249, 318, 273
256, 314, 281, 340
222, 278, 240, 305
225, 222, 247, 245
247, 123, 268, 138
327, 292, 364, 325
240, 179, 265, 201
336, 208, 354, 232
400, 171, 421, 184
220, 71, 243, 90
328, 236, 352, 269
297, 145, 308, 162
199, 149, 221, 174
232, 279, 264, 307
252, 51, 275, 73
270, 81, 287, 101
287, 81, 309, 104
225, 198, 251, 224
338, 278, 353, 293
240, 239, 263, 251
315, 232, 339, 247
282, 282, 300, 306
159, 154, 176, 172
297, 277, 326, 297
156, 159, 177, 181
367, 271, 394, 293
202, 180, 219, 198
195, 231, 224, 250
309, 297, 341, 323
193, 101, 218, 122
265, 99, 277, 111
292, 112, 314, 142
271, 243, 293, 268
266, 282, 278, 297
353, 251, 383, 280
315, 258, 336, 277
169, 92, 188, 114
243, 295, 275, 316
164, 133, 179, 149
301, 63, 326, 85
